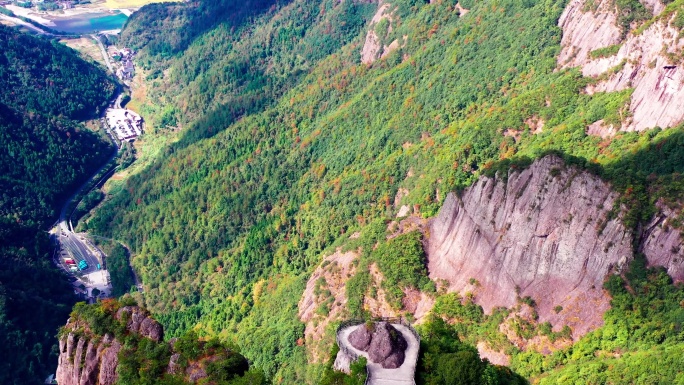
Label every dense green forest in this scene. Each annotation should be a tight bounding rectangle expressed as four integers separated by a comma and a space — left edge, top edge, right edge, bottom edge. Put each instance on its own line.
89, 0, 684, 383
0, 25, 116, 384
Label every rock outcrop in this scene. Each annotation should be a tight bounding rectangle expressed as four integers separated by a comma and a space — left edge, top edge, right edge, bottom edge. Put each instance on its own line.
584, 21, 684, 132
360, 1, 404, 65
426, 156, 633, 337
426, 155, 684, 338
56, 331, 122, 385
641, 203, 684, 281
56, 304, 249, 385
347, 322, 407, 369
558, 0, 622, 69
348, 323, 373, 351
558, 0, 684, 132
116, 306, 163, 342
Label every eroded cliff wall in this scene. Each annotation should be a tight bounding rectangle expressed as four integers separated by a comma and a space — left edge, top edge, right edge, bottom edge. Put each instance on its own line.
558, 0, 684, 132
426, 155, 684, 339
426, 156, 633, 337
55, 307, 162, 385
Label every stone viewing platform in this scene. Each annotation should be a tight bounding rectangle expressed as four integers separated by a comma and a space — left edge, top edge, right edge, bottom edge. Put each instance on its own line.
335, 319, 420, 385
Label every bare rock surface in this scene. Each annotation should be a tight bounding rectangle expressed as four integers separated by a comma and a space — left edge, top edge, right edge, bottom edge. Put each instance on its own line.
641, 203, 684, 281
56, 332, 120, 385
426, 156, 633, 337
584, 21, 684, 131
557, 0, 622, 69
337, 322, 419, 384
558, 0, 684, 132
333, 348, 353, 374
426, 155, 684, 339
367, 322, 407, 369
346, 322, 407, 369
98, 336, 120, 385
476, 342, 510, 366
361, 1, 391, 64
56, 305, 250, 385
348, 323, 373, 351
116, 306, 163, 342
360, 1, 403, 65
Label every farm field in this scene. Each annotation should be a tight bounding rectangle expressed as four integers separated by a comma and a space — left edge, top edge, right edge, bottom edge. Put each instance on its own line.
61, 37, 107, 67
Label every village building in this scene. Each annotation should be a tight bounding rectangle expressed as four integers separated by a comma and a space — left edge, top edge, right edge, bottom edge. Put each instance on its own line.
105, 108, 143, 142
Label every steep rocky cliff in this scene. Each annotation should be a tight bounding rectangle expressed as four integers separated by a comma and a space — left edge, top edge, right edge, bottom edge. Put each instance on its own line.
641, 202, 684, 281
558, 0, 684, 132
426, 156, 633, 337
426, 155, 684, 339
56, 301, 251, 385
57, 332, 122, 385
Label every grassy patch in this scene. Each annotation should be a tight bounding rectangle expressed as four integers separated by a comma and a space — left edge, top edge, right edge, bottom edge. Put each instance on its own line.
589, 44, 622, 59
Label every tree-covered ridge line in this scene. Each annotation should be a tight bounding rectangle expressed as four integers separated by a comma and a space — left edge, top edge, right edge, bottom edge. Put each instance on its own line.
0, 25, 117, 385
91, 0, 684, 382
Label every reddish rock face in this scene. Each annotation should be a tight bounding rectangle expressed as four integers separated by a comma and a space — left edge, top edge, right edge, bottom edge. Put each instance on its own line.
347, 322, 407, 369
426, 155, 684, 339
56, 306, 249, 385
116, 306, 163, 342
56, 306, 162, 385
56, 333, 120, 385
426, 156, 633, 338
348, 323, 373, 351
641, 203, 684, 282
367, 323, 407, 369
559, 0, 684, 133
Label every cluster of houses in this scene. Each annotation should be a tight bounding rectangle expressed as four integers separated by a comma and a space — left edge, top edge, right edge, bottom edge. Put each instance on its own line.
110, 46, 136, 81
4, 0, 76, 10
105, 108, 143, 142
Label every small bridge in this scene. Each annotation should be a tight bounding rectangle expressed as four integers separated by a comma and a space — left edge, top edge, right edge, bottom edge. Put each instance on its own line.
336, 318, 420, 385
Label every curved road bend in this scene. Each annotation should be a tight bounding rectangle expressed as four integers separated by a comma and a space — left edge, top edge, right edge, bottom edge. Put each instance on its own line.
337, 323, 419, 385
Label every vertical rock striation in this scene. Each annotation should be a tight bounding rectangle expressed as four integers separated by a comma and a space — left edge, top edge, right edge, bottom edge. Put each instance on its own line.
426, 156, 633, 337
558, 0, 684, 132
56, 332, 121, 385
641, 203, 684, 281
426, 155, 684, 338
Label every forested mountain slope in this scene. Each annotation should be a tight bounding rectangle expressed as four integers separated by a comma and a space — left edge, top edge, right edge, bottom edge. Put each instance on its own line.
91, 0, 684, 383
0, 25, 116, 384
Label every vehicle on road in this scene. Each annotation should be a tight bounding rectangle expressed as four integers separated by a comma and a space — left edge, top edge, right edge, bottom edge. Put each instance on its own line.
78, 260, 89, 271
64, 258, 75, 265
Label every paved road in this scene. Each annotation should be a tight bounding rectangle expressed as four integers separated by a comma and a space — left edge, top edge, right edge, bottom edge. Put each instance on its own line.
54, 110, 119, 275
91, 34, 114, 74
338, 323, 419, 385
